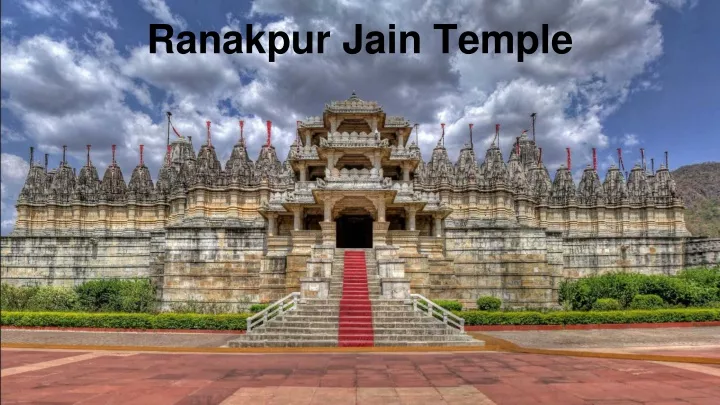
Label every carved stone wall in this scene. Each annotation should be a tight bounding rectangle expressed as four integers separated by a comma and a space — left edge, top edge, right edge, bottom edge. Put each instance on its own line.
0, 236, 153, 287
684, 238, 720, 268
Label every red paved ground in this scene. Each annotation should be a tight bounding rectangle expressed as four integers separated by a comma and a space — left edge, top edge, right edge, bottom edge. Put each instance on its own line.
0, 350, 85, 369
2, 349, 720, 404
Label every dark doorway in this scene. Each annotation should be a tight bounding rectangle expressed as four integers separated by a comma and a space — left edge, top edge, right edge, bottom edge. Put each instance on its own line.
336, 215, 373, 248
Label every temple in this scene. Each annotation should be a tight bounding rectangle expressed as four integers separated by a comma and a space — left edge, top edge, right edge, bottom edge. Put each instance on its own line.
2, 93, 718, 311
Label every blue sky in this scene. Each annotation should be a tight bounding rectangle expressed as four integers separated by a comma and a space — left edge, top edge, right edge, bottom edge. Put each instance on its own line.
1, 0, 718, 235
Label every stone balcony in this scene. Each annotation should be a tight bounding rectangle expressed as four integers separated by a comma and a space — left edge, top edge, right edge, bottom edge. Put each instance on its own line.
289, 145, 320, 161
389, 144, 421, 161
315, 168, 393, 190
319, 131, 390, 149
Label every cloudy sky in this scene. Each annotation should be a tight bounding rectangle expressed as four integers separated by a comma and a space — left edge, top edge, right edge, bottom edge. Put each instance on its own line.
1, 0, 718, 235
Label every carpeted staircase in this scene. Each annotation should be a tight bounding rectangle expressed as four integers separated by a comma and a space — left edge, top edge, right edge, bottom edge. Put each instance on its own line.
337, 250, 374, 347
227, 249, 484, 348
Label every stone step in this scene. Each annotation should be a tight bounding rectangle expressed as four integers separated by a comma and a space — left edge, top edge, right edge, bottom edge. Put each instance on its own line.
228, 339, 339, 348
241, 333, 475, 342
258, 327, 463, 336
276, 314, 447, 323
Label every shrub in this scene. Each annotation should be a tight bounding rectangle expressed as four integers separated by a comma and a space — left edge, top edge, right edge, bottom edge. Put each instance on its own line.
431, 300, 462, 311
559, 273, 719, 311
74, 279, 156, 313
677, 266, 720, 297
629, 294, 665, 310
1, 311, 249, 330
456, 308, 720, 326
25, 287, 78, 312
592, 298, 621, 311
1, 283, 39, 311
249, 303, 270, 313
476, 296, 502, 311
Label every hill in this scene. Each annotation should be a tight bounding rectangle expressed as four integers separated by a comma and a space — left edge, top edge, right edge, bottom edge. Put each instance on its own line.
672, 162, 720, 237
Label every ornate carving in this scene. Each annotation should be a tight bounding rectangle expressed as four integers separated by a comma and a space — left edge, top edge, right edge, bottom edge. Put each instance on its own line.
128, 163, 154, 202
603, 164, 628, 205
193, 144, 222, 187
324, 92, 383, 114
74, 162, 100, 203
424, 141, 454, 187
626, 164, 652, 205
18, 162, 48, 203
652, 164, 680, 205
454, 144, 482, 188
527, 163, 552, 202
577, 165, 605, 206
506, 152, 529, 196
550, 165, 575, 206
479, 142, 509, 189
49, 163, 76, 203
224, 140, 254, 185
99, 162, 127, 203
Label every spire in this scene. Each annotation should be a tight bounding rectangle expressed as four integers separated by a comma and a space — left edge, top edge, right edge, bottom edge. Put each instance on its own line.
44, 154, 48, 172
538, 147, 543, 164
29, 146, 34, 166
239, 120, 245, 145
592, 147, 597, 171
266, 120, 272, 146
530, 112, 537, 142
111, 144, 116, 165
640, 148, 645, 171
166, 144, 172, 164
62, 145, 67, 165
468, 123, 474, 150
139, 144, 144, 166
414, 123, 419, 145
166, 111, 172, 146
86, 145, 91, 166
566, 147, 571, 171
665, 151, 669, 170
494, 123, 500, 149
440, 123, 445, 146
206, 120, 212, 146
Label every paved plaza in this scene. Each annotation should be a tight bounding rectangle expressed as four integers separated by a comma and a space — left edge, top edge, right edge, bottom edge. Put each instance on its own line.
2, 327, 720, 404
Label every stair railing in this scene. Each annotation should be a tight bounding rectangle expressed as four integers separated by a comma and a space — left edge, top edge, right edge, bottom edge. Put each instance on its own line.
247, 292, 301, 333
410, 294, 465, 332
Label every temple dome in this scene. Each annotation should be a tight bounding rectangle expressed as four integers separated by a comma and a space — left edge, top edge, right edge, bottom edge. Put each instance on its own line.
550, 165, 576, 205
577, 165, 605, 206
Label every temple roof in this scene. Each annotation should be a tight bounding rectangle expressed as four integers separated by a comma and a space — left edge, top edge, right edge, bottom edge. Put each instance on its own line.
324, 92, 383, 114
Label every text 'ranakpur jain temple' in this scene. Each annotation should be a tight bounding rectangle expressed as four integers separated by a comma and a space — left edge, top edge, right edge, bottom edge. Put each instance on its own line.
3, 93, 719, 310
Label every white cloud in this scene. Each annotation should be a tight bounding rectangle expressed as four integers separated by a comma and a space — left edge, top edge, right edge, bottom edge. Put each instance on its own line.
1, 153, 30, 235
139, 0, 187, 29
622, 133, 640, 146
19, 0, 118, 29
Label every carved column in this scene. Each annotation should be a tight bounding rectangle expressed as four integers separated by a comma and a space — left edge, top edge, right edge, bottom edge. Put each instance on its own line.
406, 207, 417, 231
293, 207, 303, 231
299, 163, 307, 182
434, 214, 443, 238
267, 213, 277, 237
402, 163, 410, 181
377, 197, 386, 222
398, 132, 405, 148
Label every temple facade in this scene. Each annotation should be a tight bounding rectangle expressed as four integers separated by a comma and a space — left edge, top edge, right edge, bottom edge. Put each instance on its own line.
2, 93, 718, 310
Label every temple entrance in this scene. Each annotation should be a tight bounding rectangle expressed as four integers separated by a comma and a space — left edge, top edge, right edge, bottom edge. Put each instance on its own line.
336, 215, 373, 248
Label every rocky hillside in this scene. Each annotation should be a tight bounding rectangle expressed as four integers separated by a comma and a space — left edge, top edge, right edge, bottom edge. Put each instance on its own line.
672, 162, 720, 237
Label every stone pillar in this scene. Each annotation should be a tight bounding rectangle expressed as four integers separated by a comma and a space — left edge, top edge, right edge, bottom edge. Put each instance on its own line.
304, 132, 311, 147
324, 199, 332, 222
319, 221, 336, 246
377, 198, 386, 222
434, 215, 443, 238
407, 207, 417, 231
267, 213, 277, 237
373, 221, 390, 247
398, 133, 405, 148
299, 163, 307, 182
293, 208, 302, 231
402, 163, 410, 181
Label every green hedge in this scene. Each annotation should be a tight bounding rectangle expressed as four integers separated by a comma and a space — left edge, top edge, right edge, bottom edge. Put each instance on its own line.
1, 279, 156, 313
559, 272, 719, 311
1, 312, 249, 330
592, 298, 621, 311
433, 300, 463, 311
477, 296, 502, 311
455, 308, 720, 326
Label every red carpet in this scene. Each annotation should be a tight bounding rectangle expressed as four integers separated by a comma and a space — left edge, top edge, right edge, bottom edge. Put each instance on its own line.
337, 250, 374, 347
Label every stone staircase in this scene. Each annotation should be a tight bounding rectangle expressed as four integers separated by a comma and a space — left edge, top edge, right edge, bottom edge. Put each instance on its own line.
227, 248, 483, 348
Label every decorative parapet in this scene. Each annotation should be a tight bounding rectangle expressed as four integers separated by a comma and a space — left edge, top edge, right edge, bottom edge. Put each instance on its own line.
389, 144, 421, 160
324, 92, 383, 114
319, 131, 389, 148
385, 115, 411, 128
299, 116, 324, 128
315, 167, 393, 190
289, 144, 320, 160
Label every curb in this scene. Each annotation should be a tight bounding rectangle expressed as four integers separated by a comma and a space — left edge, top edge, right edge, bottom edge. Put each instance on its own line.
465, 321, 720, 331
1, 326, 245, 334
